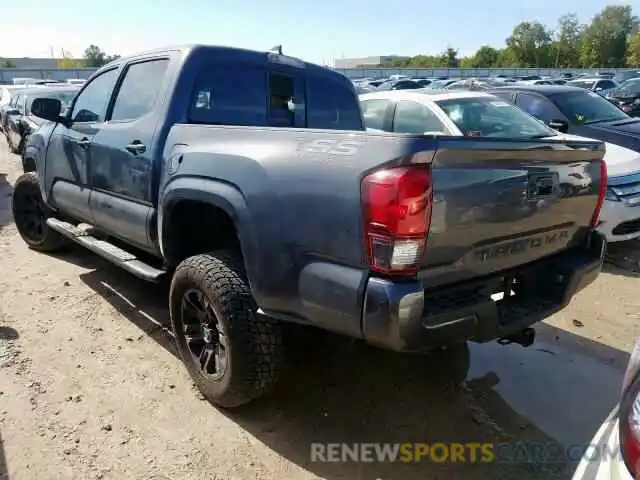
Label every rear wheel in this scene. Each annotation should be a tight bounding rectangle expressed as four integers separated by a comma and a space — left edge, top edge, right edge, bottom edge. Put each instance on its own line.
12, 172, 68, 252
170, 252, 284, 408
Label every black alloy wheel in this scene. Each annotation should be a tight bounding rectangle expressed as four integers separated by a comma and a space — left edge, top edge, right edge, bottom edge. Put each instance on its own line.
180, 288, 228, 380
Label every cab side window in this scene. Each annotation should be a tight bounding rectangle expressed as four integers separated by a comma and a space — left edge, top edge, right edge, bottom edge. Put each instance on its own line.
110, 59, 169, 121
70, 68, 119, 123
190, 65, 268, 126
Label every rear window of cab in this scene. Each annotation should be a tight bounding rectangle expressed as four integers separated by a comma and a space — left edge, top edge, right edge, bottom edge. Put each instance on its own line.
189, 65, 363, 130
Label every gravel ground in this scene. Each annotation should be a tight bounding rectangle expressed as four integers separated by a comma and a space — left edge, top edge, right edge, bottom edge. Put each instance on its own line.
0, 136, 638, 480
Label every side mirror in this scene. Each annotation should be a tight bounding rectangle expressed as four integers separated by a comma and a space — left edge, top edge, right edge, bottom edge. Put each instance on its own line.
31, 97, 62, 123
5, 108, 19, 115
548, 119, 569, 133
594, 87, 603, 92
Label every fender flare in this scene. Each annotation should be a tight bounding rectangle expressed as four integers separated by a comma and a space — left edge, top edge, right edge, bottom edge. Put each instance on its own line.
159, 176, 261, 288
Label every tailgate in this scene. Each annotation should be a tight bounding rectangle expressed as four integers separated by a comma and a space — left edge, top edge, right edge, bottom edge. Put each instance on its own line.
419, 137, 605, 287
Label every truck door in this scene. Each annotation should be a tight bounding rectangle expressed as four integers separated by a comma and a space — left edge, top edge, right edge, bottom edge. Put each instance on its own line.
44, 68, 120, 223
88, 57, 169, 252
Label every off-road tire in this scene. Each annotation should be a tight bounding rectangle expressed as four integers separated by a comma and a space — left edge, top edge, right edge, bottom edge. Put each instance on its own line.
170, 252, 284, 408
12, 172, 69, 252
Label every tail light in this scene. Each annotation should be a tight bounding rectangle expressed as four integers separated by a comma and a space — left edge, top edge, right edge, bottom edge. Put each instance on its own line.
590, 160, 607, 228
619, 337, 640, 476
361, 166, 433, 275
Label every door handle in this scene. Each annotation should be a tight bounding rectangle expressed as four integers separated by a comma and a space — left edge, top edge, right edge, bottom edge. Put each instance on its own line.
76, 137, 90, 149
125, 141, 146, 155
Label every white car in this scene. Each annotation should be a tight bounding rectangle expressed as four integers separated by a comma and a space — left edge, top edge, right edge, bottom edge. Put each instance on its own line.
358, 90, 640, 243
571, 337, 640, 480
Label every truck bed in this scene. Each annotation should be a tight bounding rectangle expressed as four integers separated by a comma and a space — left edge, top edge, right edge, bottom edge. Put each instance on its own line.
159, 126, 605, 346
162, 126, 604, 282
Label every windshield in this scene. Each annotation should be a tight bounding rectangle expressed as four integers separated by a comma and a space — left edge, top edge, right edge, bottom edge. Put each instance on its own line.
26, 90, 77, 115
616, 79, 640, 95
567, 80, 595, 89
549, 90, 629, 124
436, 96, 556, 138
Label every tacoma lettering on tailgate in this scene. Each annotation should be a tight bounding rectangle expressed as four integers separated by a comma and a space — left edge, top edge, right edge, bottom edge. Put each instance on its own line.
475, 230, 569, 262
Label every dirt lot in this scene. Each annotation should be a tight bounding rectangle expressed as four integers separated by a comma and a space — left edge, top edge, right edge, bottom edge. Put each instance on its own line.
0, 136, 639, 480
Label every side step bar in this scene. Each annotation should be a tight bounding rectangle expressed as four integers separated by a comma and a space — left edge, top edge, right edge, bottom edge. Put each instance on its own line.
47, 218, 166, 283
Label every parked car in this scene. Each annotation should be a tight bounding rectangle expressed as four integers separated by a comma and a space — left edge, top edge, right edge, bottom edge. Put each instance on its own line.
16, 44, 607, 409
360, 89, 637, 242
4, 86, 79, 158
605, 78, 640, 116
11, 77, 36, 86
367, 79, 386, 87
413, 78, 433, 87
615, 70, 640, 84
518, 79, 553, 86
376, 79, 422, 91
32, 79, 61, 86
488, 85, 640, 152
429, 78, 460, 88
0, 88, 29, 133
355, 83, 376, 94
571, 336, 640, 480
566, 77, 619, 93
445, 78, 501, 91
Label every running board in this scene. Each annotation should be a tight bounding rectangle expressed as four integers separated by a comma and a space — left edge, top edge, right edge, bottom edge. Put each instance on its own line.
46, 218, 166, 282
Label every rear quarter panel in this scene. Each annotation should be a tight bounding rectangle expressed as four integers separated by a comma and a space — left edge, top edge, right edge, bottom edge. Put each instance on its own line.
159, 126, 437, 334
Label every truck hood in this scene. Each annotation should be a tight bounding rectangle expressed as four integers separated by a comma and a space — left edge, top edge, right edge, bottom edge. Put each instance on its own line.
549, 132, 640, 177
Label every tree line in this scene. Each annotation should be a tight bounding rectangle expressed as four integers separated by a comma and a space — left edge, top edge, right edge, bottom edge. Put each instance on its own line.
0, 45, 120, 69
373, 5, 640, 69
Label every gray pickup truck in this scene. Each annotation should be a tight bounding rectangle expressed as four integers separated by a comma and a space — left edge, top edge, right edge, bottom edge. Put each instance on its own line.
13, 44, 607, 407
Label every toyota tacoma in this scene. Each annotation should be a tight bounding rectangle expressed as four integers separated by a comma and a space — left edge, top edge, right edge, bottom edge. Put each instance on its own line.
13, 44, 607, 407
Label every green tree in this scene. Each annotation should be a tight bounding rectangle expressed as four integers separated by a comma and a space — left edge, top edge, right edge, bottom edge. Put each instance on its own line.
57, 57, 84, 69
628, 33, 640, 67
552, 13, 584, 67
440, 47, 459, 68
580, 5, 638, 67
83, 45, 120, 68
495, 47, 519, 67
506, 21, 553, 67
470, 45, 500, 67
2, 59, 16, 68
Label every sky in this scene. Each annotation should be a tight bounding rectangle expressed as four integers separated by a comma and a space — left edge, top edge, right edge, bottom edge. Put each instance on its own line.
1, 0, 637, 65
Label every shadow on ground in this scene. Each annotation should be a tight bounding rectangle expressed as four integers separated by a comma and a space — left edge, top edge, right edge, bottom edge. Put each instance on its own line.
604, 240, 640, 277
0, 174, 12, 231
38, 248, 624, 479
0, 430, 8, 480
0, 327, 18, 341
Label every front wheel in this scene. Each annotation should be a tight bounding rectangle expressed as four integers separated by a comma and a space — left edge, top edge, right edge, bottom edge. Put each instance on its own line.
12, 172, 68, 252
169, 252, 284, 408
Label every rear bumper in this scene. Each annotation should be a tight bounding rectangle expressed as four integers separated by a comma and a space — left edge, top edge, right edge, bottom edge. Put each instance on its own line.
362, 231, 606, 352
